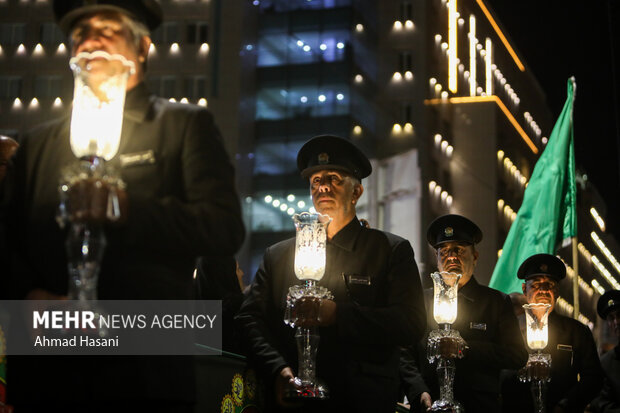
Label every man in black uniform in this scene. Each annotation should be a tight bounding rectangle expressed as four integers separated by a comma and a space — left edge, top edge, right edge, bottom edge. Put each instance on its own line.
236, 135, 427, 412
4, 1, 244, 411
589, 290, 620, 412
501, 253, 603, 413
401, 214, 528, 412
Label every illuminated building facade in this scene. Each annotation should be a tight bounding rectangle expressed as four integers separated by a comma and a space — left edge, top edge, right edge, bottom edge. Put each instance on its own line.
1, 0, 619, 330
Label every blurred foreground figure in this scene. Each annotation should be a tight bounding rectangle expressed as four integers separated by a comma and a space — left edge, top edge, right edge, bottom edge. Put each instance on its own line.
4, 1, 244, 411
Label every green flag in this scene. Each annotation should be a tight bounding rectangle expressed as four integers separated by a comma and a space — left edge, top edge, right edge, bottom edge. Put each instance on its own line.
489, 78, 577, 294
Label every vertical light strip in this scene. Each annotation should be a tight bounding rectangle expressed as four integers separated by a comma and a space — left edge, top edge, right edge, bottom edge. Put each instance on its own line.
468, 15, 476, 96
485, 37, 492, 95
448, 0, 458, 93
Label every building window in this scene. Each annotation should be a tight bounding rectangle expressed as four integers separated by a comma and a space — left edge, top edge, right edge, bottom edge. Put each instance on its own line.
34, 76, 62, 98
257, 30, 350, 67
39, 22, 64, 45
258, 0, 353, 12
151, 22, 180, 44
256, 83, 350, 120
254, 141, 303, 176
398, 51, 412, 72
401, 103, 412, 123
400, 0, 413, 21
0, 23, 26, 45
186, 22, 208, 44
184, 76, 207, 99
0, 77, 22, 100
148, 76, 177, 98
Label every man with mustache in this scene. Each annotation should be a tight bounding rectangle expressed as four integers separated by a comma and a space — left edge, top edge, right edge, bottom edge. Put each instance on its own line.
501, 253, 603, 413
586, 290, 620, 412
237, 135, 427, 412
401, 214, 527, 412
4, 1, 244, 411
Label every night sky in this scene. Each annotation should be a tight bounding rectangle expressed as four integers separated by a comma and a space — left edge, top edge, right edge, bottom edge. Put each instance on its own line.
487, 1, 620, 240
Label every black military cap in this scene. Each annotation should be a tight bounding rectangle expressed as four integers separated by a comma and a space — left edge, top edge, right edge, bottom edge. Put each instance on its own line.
426, 214, 483, 248
297, 135, 372, 180
53, 0, 163, 35
597, 290, 620, 319
517, 253, 566, 281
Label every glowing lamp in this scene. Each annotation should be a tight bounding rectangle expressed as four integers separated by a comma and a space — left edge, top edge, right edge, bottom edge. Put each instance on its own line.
69, 51, 135, 160
523, 303, 552, 350
432, 272, 461, 325
294, 212, 331, 281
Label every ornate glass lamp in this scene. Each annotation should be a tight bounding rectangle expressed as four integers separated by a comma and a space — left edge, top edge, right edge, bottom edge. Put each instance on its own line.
57, 51, 133, 301
283, 212, 332, 400
427, 271, 466, 413
519, 303, 552, 413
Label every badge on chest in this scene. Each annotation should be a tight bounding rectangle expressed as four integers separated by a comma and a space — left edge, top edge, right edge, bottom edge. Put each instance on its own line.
342, 273, 374, 306
469, 322, 487, 331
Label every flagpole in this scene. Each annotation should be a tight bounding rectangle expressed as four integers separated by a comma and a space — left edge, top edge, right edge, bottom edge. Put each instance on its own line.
572, 236, 579, 319
569, 77, 579, 320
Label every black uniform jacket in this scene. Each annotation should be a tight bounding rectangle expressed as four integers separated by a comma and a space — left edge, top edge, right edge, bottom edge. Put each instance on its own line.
590, 345, 620, 413
236, 216, 427, 412
401, 277, 528, 412
5, 83, 244, 405
502, 311, 603, 412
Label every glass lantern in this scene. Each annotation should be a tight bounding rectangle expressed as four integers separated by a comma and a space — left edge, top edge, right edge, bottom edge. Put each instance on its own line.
284, 212, 332, 401
58, 51, 133, 301
427, 271, 465, 413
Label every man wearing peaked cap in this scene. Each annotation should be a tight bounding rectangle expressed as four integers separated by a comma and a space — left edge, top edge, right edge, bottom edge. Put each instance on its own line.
501, 253, 603, 413
296, 134, 372, 181
426, 213, 483, 249
4, 0, 244, 410
237, 135, 427, 412
589, 291, 620, 412
517, 253, 567, 282
53, 0, 163, 35
597, 290, 620, 321
401, 214, 527, 413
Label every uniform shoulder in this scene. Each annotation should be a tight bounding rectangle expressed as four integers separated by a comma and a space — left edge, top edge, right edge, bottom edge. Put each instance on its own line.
265, 237, 296, 255
476, 281, 510, 299
552, 312, 592, 332
361, 226, 408, 246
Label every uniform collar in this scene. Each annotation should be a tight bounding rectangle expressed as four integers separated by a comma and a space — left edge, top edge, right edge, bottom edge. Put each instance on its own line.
123, 82, 152, 123
328, 216, 362, 252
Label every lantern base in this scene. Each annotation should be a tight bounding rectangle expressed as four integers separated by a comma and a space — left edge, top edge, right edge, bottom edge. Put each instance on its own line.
283, 378, 329, 401
427, 328, 467, 362
519, 352, 551, 383
430, 399, 465, 413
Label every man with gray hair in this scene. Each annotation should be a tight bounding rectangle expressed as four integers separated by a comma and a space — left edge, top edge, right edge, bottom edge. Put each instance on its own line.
4, 0, 244, 410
